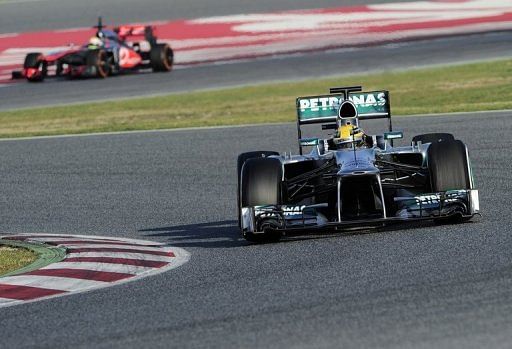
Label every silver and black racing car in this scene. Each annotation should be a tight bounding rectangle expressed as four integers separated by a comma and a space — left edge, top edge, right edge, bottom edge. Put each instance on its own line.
237, 86, 479, 242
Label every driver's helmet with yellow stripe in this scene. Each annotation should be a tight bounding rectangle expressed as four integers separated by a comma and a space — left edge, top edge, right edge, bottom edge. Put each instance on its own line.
333, 100, 364, 148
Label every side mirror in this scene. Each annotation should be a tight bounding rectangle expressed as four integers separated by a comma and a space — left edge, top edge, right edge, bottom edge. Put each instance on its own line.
299, 138, 320, 147
384, 131, 403, 140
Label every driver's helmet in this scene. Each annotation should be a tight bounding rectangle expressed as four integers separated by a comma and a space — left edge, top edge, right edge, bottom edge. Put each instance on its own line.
88, 36, 103, 48
333, 118, 364, 148
332, 100, 364, 148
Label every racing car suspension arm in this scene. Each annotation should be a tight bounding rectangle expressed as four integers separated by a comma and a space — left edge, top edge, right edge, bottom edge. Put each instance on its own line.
380, 170, 426, 187
286, 161, 337, 201
286, 160, 337, 185
287, 184, 337, 202
381, 182, 418, 189
375, 159, 427, 172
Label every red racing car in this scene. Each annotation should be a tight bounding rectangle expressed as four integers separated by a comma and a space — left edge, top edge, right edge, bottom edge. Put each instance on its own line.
12, 18, 174, 82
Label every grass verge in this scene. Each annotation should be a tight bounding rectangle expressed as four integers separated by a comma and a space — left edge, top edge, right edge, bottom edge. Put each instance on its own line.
0, 245, 37, 276
1, 58, 511, 138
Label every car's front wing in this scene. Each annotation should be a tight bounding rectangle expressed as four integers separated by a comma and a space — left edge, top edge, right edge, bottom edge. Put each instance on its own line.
241, 189, 479, 235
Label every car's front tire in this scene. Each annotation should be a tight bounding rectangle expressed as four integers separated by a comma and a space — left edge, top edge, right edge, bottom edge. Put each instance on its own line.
428, 139, 470, 192
427, 139, 472, 223
240, 156, 283, 243
24, 52, 47, 82
237, 151, 280, 228
86, 49, 110, 78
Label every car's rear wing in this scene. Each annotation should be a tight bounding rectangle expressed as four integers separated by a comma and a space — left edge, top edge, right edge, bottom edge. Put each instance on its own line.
296, 86, 391, 124
115, 25, 157, 44
296, 86, 392, 154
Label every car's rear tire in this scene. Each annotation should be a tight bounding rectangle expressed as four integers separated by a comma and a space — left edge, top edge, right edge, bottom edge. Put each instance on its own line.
86, 49, 110, 78
237, 151, 279, 228
428, 139, 472, 223
150, 44, 173, 72
24, 52, 47, 82
240, 156, 283, 243
412, 133, 454, 144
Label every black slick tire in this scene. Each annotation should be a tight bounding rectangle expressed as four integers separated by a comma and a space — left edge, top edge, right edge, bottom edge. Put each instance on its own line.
150, 44, 173, 72
86, 49, 110, 78
237, 151, 279, 228
24, 52, 47, 82
428, 139, 470, 192
427, 139, 472, 223
240, 156, 282, 243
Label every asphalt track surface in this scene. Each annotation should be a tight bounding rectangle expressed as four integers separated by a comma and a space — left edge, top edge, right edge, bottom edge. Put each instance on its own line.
1, 31, 511, 111
0, 111, 511, 348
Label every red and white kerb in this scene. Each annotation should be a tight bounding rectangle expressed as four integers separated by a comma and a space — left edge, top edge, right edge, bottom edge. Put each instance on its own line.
0, 234, 189, 307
